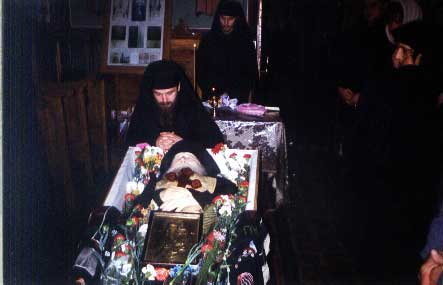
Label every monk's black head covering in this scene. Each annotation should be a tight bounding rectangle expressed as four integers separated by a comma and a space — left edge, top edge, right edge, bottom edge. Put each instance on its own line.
211, 0, 251, 39
218, 0, 244, 17
159, 140, 220, 178
125, 60, 204, 146
392, 20, 427, 54
149, 60, 181, 89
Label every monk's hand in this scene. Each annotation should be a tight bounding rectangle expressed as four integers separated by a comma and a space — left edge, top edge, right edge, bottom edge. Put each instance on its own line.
158, 132, 183, 150
159, 188, 201, 212
338, 87, 361, 108
420, 250, 443, 285
156, 133, 175, 151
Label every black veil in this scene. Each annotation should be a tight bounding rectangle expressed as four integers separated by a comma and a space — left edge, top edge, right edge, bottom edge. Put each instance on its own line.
126, 60, 223, 148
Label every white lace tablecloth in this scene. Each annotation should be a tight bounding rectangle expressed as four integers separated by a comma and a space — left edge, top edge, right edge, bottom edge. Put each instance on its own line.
214, 110, 288, 206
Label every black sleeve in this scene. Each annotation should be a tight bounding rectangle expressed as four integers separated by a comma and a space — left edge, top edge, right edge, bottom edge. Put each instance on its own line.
181, 105, 224, 148
246, 40, 259, 102
196, 35, 212, 99
125, 102, 159, 147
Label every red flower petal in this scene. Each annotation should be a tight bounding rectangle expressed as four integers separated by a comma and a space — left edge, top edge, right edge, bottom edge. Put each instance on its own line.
191, 179, 202, 189
124, 193, 136, 201
243, 154, 251, 159
201, 243, 213, 254
155, 268, 169, 281
114, 233, 125, 242
211, 143, 224, 154
207, 231, 215, 244
115, 251, 127, 258
211, 195, 224, 204
229, 152, 237, 158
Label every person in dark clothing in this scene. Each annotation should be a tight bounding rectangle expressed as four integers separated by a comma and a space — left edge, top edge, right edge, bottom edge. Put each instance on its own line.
341, 20, 440, 279
196, 0, 258, 103
125, 60, 224, 150
420, 202, 443, 285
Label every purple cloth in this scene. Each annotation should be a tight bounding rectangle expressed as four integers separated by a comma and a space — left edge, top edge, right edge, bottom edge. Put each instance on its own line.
421, 205, 443, 258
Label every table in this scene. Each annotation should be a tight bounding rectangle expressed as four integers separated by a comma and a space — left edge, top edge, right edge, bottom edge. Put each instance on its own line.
214, 109, 288, 207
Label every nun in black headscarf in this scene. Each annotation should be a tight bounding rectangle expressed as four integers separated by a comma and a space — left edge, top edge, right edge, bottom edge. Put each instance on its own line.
125, 60, 224, 148
196, 0, 258, 103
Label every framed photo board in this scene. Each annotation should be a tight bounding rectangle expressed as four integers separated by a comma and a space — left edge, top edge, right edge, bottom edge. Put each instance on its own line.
101, 0, 171, 74
142, 211, 202, 266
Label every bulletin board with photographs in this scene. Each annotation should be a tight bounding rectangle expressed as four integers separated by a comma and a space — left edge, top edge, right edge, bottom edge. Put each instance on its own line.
101, 0, 171, 74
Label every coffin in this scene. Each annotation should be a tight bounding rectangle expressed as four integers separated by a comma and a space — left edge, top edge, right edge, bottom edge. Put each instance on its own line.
103, 147, 260, 212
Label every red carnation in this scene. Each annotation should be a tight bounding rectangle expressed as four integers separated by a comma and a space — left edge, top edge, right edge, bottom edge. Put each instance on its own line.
115, 251, 127, 258
201, 243, 213, 254
191, 179, 202, 189
238, 196, 247, 203
132, 204, 143, 213
165, 172, 177, 182
211, 143, 224, 154
207, 231, 215, 244
211, 195, 224, 205
113, 234, 125, 247
130, 216, 139, 226
114, 233, 125, 243
124, 193, 136, 202
155, 268, 169, 281
240, 181, 249, 188
229, 152, 237, 158
135, 151, 141, 156
243, 153, 251, 159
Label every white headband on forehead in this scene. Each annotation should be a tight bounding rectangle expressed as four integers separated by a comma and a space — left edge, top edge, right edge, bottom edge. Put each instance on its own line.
167, 152, 207, 176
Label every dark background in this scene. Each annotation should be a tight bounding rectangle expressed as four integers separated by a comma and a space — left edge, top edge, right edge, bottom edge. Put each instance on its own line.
3, 0, 443, 284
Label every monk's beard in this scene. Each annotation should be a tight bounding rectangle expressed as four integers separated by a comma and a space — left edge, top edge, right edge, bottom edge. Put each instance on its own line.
158, 101, 176, 130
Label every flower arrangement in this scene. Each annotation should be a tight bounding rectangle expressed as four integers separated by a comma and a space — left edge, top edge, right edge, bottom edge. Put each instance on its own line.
211, 143, 251, 187
168, 144, 251, 285
132, 143, 164, 185
100, 143, 253, 285
124, 143, 163, 215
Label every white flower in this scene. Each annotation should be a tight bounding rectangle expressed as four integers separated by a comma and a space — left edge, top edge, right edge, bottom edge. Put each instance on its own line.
140, 166, 148, 175
138, 224, 148, 237
136, 182, 145, 194
126, 181, 137, 193
121, 263, 132, 276
226, 170, 239, 184
218, 201, 233, 216
213, 230, 226, 242
142, 264, 157, 280
226, 158, 241, 171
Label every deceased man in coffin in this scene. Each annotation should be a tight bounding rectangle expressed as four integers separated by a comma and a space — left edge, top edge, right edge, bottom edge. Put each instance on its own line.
73, 141, 240, 284
134, 140, 238, 212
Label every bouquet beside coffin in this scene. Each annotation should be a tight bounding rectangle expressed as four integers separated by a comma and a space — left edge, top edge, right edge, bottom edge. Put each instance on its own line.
73, 142, 267, 285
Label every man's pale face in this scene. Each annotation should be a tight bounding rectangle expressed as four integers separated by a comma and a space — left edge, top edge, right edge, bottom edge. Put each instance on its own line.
392, 43, 414, 69
153, 86, 178, 110
219, 15, 237, 35
169, 152, 206, 175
